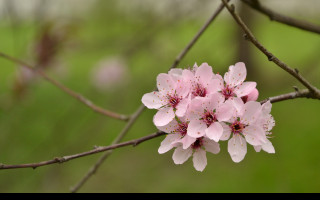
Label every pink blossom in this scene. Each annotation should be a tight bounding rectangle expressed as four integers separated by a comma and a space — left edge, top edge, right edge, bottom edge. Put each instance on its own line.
187, 93, 234, 142
215, 62, 257, 101
221, 98, 269, 163
184, 63, 221, 98
172, 137, 220, 172
142, 72, 190, 127
157, 118, 196, 153
254, 101, 276, 154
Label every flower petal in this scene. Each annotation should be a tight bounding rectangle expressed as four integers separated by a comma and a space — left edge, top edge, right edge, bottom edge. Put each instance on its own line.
220, 122, 232, 141
203, 138, 220, 154
228, 135, 247, 163
241, 101, 261, 125
153, 107, 175, 127
157, 73, 175, 95
243, 125, 268, 146
142, 91, 165, 109
225, 62, 247, 87
216, 100, 235, 122
254, 146, 262, 153
206, 79, 223, 94
175, 135, 197, 150
205, 122, 223, 142
158, 134, 181, 154
261, 101, 272, 115
203, 93, 225, 112
193, 149, 207, 172
261, 139, 275, 154
187, 119, 207, 138
235, 82, 257, 98
172, 146, 193, 165
176, 97, 190, 117
157, 118, 179, 133
195, 63, 213, 86
246, 88, 259, 102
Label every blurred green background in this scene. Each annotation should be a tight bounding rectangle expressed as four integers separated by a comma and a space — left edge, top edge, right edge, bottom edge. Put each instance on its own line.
0, 0, 320, 193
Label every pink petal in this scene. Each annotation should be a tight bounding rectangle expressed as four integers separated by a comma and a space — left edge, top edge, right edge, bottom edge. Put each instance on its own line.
203, 138, 220, 154
153, 107, 175, 127
187, 119, 207, 138
172, 146, 193, 165
158, 134, 181, 154
220, 122, 232, 141
205, 122, 223, 142
216, 100, 235, 122
225, 62, 247, 87
261, 139, 275, 154
157, 73, 175, 95
193, 149, 207, 172
254, 146, 262, 153
228, 135, 247, 163
203, 93, 225, 112
142, 92, 165, 109
232, 97, 245, 115
206, 79, 223, 95
176, 97, 190, 117
175, 136, 197, 150
195, 63, 213, 86
243, 125, 268, 146
235, 82, 257, 98
261, 101, 272, 115
247, 88, 259, 102
212, 74, 225, 91
157, 119, 179, 133
241, 101, 262, 125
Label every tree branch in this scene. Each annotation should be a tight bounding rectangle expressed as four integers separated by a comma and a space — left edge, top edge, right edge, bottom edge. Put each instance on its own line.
241, 0, 320, 35
260, 89, 319, 104
221, 0, 320, 99
0, 132, 166, 170
0, 52, 129, 121
70, 1, 230, 193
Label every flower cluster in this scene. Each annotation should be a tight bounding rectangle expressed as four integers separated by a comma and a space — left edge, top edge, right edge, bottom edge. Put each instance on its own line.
142, 62, 275, 172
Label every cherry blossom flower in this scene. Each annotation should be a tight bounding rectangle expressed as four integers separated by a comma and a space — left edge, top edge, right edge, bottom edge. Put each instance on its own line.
187, 93, 234, 142
172, 137, 220, 172
220, 98, 269, 163
254, 101, 276, 154
142, 72, 191, 126
157, 118, 196, 153
215, 62, 257, 101
184, 63, 221, 98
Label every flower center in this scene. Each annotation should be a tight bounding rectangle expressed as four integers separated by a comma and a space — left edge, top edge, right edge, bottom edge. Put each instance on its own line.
191, 138, 204, 150
202, 111, 217, 127
222, 85, 235, 99
192, 84, 207, 97
230, 121, 245, 135
176, 122, 188, 137
168, 95, 180, 108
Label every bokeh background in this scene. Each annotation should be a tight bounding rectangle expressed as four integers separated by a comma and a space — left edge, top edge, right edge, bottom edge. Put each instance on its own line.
0, 0, 320, 193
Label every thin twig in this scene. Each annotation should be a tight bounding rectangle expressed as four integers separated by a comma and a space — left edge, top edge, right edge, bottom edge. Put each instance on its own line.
0, 52, 129, 121
221, 0, 320, 99
70, 1, 229, 193
260, 89, 319, 104
241, 0, 320, 34
0, 132, 166, 170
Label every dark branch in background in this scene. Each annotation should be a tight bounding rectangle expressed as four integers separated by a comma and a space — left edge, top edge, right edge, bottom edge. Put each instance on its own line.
221, 0, 320, 100
0, 132, 166, 170
241, 0, 320, 35
0, 52, 130, 121
70, 1, 230, 193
